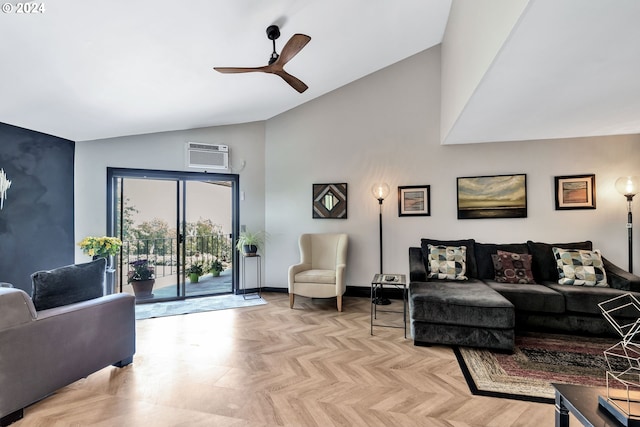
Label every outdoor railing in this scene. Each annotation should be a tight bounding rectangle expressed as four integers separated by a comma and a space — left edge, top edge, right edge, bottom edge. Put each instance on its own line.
118, 234, 232, 283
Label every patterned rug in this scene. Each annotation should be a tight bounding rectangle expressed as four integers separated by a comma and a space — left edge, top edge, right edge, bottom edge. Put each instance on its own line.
135, 293, 267, 320
454, 332, 619, 403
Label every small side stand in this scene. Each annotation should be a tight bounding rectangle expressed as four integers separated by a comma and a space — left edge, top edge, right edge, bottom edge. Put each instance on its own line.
241, 254, 261, 300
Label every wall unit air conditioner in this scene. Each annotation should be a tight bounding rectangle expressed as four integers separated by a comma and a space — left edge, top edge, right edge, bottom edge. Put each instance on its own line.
186, 142, 229, 169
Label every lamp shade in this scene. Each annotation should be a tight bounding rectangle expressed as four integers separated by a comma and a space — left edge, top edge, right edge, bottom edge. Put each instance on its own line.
615, 176, 640, 197
371, 183, 390, 201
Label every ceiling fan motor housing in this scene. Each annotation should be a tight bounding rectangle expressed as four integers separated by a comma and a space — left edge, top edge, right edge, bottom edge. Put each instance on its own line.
266, 25, 281, 40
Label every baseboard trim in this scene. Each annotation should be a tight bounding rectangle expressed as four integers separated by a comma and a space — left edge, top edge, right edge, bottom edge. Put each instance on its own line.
259, 285, 406, 300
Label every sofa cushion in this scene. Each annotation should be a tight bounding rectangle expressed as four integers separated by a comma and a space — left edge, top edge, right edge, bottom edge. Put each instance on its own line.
527, 240, 593, 283
552, 247, 607, 286
410, 279, 514, 329
294, 269, 336, 284
475, 242, 529, 280
491, 250, 535, 284
485, 280, 565, 313
421, 238, 477, 278
427, 245, 467, 280
546, 283, 639, 316
31, 258, 106, 311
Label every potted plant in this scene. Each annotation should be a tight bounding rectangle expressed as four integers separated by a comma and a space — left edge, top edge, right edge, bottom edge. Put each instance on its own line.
187, 261, 204, 283
210, 258, 223, 277
127, 259, 155, 299
78, 236, 122, 260
236, 230, 265, 257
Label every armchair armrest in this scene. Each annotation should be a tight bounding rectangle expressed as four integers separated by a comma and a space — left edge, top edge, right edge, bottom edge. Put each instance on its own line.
288, 263, 311, 290
409, 247, 427, 282
603, 257, 640, 291
0, 288, 37, 332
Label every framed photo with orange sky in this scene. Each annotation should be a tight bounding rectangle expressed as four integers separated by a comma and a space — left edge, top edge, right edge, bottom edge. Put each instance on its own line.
554, 174, 596, 210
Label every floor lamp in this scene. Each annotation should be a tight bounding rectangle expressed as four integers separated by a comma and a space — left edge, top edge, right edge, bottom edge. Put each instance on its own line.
372, 183, 391, 305
616, 176, 639, 273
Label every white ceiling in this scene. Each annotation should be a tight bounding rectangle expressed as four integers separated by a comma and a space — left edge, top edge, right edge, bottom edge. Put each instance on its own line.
1, 0, 639, 144
0, 0, 451, 141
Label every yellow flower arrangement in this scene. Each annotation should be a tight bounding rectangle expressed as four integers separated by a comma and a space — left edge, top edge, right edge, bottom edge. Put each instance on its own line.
78, 236, 123, 258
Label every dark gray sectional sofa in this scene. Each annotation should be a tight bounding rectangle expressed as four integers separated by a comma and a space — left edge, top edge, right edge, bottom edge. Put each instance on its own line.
409, 238, 640, 351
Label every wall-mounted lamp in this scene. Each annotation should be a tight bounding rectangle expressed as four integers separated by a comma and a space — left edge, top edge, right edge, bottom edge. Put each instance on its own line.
615, 176, 639, 273
0, 168, 11, 210
371, 183, 390, 305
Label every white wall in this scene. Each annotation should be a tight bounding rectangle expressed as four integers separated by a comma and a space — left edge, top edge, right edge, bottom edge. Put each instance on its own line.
265, 45, 640, 289
75, 121, 266, 267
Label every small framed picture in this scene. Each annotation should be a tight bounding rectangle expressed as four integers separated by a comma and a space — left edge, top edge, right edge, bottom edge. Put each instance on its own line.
398, 185, 430, 217
555, 174, 596, 210
312, 183, 348, 219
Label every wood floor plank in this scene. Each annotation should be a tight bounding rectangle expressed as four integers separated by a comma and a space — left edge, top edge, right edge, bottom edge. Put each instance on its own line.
15, 292, 556, 426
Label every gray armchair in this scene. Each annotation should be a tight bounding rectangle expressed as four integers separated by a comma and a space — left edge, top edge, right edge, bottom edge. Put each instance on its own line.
0, 261, 135, 426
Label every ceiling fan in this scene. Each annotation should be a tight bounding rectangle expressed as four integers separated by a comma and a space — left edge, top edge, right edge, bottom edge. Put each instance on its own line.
214, 25, 311, 93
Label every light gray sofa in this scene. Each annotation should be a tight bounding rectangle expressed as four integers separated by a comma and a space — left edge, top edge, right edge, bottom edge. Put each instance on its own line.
409, 238, 640, 352
0, 285, 135, 426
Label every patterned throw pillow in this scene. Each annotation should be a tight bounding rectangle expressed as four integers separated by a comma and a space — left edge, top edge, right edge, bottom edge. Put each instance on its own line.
491, 250, 536, 284
427, 244, 467, 280
552, 247, 608, 286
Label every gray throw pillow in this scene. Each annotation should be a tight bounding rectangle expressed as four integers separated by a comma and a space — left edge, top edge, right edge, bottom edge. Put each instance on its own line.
31, 258, 106, 311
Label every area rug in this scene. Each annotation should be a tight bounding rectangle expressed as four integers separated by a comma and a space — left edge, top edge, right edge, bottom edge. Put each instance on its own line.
135, 294, 267, 320
454, 332, 619, 403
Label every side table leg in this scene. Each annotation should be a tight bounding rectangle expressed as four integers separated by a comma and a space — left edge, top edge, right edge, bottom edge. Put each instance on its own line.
370, 283, 374, 335
555, 393, 569, 427
403, 285, 407, 339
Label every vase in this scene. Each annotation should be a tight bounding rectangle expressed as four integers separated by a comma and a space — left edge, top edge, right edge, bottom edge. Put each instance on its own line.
131, 279, 155, 299
189, 273, 200, 283
92, 255, 116, 294
243, 245, 258, 257
211, 270, 221, 277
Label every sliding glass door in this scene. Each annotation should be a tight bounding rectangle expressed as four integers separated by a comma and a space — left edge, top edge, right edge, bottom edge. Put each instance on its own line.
107, 168, 239, 303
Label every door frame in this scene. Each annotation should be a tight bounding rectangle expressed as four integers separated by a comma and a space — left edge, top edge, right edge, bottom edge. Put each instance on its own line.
106, 167, 240, 296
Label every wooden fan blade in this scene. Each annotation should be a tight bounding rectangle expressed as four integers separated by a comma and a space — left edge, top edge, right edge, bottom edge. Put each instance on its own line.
214, 66, 268, 74
275, 34, 311, 67
273, 69, 308, 93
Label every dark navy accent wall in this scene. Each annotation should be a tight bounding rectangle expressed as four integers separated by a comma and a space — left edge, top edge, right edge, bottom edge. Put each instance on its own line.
0, 122, 75, 293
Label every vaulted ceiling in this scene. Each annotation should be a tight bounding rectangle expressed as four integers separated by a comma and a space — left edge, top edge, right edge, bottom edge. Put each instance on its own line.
1, 0, 639, 144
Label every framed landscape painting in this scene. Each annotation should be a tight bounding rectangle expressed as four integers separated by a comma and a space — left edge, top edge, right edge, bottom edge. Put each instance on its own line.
457, 174, 527, 219
554, 174, 596, 210
398, 185, 430, 217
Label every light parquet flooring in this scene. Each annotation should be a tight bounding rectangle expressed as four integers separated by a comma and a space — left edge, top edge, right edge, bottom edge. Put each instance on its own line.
16, 293, 563, 426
